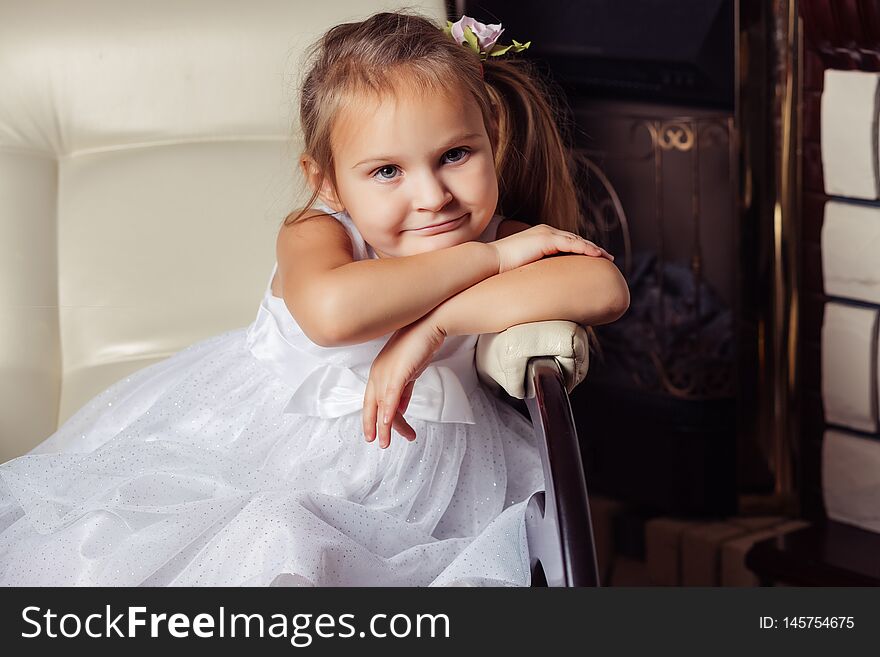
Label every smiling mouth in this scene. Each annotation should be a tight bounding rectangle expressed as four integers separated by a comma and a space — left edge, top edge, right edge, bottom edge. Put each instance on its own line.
411, 214, 467, 233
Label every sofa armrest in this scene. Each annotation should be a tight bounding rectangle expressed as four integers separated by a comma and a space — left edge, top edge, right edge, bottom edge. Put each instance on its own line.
475, 320, 590, 399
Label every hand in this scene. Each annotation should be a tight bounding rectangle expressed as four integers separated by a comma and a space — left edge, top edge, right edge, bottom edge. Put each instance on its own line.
363, 317, 447, 449
490, 224, 614, 274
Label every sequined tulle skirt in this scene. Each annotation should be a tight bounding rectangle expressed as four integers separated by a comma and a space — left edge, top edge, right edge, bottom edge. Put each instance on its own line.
0, 329, 544, 586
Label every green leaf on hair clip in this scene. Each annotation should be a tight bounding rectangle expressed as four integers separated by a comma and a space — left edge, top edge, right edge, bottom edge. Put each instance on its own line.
443, 20, 453, 38
488, 39, 531, 57
462, 25, 481, 54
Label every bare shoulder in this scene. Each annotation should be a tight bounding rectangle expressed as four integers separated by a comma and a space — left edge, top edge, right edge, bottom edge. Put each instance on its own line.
273, 209, 355, 299
275, 209, 353, 256
495, 218, 532, 239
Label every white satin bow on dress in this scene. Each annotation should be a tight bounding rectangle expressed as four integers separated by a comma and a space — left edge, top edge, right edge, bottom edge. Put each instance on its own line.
246, 296, 478, 424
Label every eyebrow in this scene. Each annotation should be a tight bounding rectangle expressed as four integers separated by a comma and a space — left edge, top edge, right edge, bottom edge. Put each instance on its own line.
351, 133, 484, 169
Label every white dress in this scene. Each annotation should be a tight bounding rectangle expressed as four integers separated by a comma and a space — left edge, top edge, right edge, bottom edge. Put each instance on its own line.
0, 208, 545, 587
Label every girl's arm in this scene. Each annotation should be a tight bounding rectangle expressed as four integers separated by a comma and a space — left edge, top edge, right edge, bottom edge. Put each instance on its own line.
421, 217, 629, 334
422, 254, 630, 337
277, 214, 498, 347
278, 214, 600, 347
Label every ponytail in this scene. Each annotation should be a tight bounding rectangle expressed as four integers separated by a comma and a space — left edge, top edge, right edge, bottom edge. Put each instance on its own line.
483, 59, 584, 236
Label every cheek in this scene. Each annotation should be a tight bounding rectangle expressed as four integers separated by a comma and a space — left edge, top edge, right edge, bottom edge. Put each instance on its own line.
472, 157, 499, 199
485, 171, 500, 204
358, 214, 407, 250
461, 163, 499, 218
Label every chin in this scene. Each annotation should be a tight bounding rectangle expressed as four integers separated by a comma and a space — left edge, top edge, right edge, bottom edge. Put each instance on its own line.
397, 214, 489, 255
425, 229, 471, 248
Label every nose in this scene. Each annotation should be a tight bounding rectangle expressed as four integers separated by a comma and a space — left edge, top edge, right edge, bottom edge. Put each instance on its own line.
413, 169, 452, 213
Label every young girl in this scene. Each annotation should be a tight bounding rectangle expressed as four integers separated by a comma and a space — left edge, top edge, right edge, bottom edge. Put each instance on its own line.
0, 12, 628, 587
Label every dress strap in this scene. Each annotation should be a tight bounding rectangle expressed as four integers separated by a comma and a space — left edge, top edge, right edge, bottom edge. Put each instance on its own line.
309, 202, 374, 261
265, 262, 279, 295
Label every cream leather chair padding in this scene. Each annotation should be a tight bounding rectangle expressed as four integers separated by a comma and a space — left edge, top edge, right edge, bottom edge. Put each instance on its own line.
476, 320, 589, 400
0, 0, 589, 461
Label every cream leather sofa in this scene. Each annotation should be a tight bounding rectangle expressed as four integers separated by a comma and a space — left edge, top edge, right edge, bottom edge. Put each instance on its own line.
0, 0, 587, 463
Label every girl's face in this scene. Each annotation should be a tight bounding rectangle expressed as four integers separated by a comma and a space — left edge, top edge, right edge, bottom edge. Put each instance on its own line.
318, 87, 499, 258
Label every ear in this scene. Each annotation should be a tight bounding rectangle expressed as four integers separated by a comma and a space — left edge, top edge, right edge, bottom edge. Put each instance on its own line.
300, 155, 344, 212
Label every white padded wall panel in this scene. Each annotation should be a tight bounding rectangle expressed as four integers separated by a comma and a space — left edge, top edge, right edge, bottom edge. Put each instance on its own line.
0, 0, 446, 155
57, 140, 297, 421
821, 302, 878, 433
0, 150, 60, 459
823, 430, 880, 533
822, 201, 880, 304
820, 70, 880, 200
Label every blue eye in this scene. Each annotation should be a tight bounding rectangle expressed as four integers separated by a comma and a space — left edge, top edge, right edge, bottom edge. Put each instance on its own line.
373, 165, 399, 181
443, 147, 470, 163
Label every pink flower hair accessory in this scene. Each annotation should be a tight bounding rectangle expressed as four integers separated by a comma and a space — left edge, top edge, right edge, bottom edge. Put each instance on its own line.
444, 16, 531, 62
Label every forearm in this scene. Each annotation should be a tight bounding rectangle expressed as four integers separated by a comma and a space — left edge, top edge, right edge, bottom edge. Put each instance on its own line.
425, 255, 630, 336
324, 241, 498, 345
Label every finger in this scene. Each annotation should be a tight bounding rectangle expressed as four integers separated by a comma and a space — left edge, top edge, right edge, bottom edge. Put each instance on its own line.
556, 233, 586, 254
363, 381, 378, 443
392, 412, 416, 442
377, 399, 390, 448
379, 383, 403, 448
568, 236, 603, 257
588, 242, 615, 261
581, 239, 614, 260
